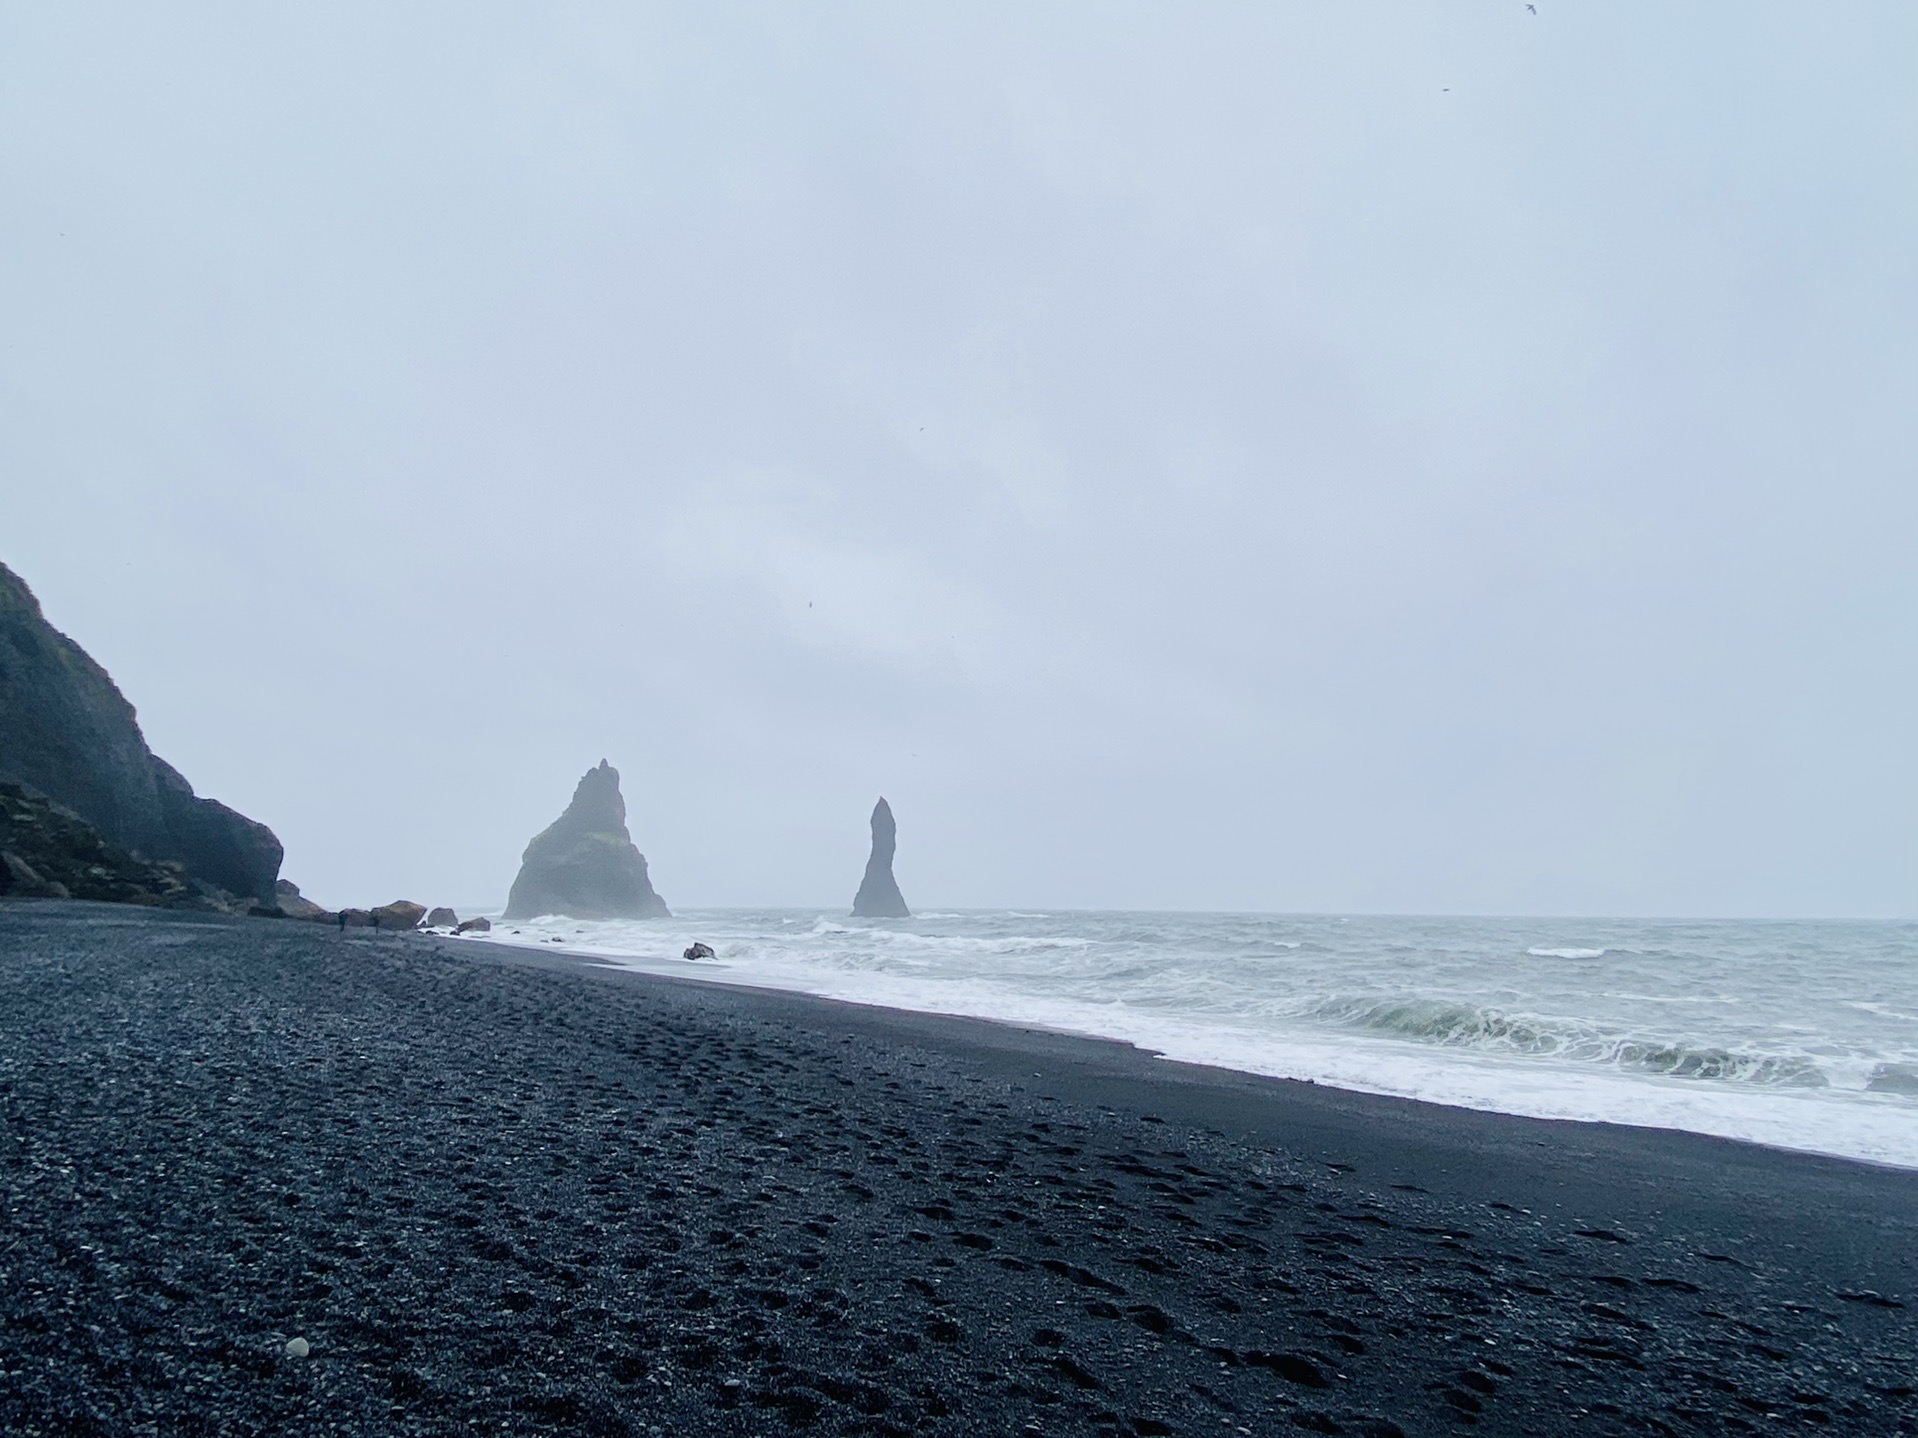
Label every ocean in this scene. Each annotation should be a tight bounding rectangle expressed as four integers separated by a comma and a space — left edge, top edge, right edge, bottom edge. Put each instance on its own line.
467, 910, 1918, 1170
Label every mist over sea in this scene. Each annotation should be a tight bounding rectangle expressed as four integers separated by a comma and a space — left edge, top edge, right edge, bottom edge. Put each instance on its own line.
473, 912, 1918, 1169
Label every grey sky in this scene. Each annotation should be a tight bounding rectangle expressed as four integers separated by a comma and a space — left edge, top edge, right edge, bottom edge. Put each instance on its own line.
3, 4, 1913, 916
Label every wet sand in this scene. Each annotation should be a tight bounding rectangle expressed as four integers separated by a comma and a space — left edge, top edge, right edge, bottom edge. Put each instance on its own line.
1, 901, 1913, 1436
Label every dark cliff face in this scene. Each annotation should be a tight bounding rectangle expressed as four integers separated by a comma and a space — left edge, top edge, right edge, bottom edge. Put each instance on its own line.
0, 562, 283, 903
503, 761, 671, 920
852, 796, 910, 919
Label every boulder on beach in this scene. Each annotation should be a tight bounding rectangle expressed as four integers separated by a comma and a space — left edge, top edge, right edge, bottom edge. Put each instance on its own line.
369, 900, 426, 931
851, 796, 910, 919
273, 879, 332, 921
426, 906, 458, 928
1, 848, 67, 899
338, 908, 372, 928
503, 760, 670, 920
455, 916, 492, 934
0, 560, 283, 904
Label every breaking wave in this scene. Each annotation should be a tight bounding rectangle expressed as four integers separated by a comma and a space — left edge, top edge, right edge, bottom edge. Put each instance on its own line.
471, 910, 1918, 1168
1325, 998, 1831, 1086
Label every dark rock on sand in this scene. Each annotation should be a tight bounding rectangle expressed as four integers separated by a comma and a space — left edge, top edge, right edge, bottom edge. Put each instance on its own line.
455, 916, 492, 934
272, 879, 331, 921
0, 560, 283, 902
852, 795, 910, 918
369, 900, 426, 931
425, 905, 458, 928
0, 848, 65, 898
504, 760, 670, 920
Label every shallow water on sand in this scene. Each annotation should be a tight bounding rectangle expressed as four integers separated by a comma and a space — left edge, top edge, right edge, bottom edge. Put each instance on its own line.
470, 910, 1918, 1169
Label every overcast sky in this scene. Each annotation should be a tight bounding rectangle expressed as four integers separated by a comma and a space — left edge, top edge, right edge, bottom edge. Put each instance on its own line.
3, 3, 1913, 916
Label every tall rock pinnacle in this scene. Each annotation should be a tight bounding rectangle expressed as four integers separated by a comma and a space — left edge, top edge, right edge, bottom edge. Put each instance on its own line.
851, 796, 910, 919
503, 760, 670, 920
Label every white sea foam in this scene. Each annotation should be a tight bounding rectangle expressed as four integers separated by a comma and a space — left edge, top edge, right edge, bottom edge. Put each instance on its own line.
468, 910, 1918, 1169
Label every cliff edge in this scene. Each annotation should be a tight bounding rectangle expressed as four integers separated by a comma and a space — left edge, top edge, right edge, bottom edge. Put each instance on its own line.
0, 561, 282, 904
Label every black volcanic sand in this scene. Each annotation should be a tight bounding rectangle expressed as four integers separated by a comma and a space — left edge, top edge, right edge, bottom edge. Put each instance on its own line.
2, 904, 1913, 1437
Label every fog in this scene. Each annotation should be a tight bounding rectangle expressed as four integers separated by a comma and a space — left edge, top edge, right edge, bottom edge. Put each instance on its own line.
3, 4, 1912, 916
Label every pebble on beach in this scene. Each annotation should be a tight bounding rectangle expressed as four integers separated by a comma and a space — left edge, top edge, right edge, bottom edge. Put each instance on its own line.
285, 1337, 309, 1359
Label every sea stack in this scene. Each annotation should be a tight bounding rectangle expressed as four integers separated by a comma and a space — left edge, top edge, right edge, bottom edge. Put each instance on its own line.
0, 560, 283, 904
503, 760, 670, 920
851, 796, 910, 919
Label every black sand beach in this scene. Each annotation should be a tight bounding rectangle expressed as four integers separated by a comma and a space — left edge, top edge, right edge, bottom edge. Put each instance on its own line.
2, 903, 1913, 1436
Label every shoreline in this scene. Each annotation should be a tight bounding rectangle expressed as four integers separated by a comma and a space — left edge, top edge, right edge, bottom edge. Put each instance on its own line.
460, 924, 1918, 1175
4, 900, 1914, 1436
457, 933, 1918, 1253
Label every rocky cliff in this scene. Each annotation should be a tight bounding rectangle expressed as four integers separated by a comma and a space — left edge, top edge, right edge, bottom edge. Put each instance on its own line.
503, 760, 670, 920
0, 781, 198, 905
851, 796, 910, 918
0, 562, 283, 903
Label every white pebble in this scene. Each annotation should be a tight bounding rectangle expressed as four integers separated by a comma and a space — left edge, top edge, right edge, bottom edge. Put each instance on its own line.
285, 1336, 310, 1358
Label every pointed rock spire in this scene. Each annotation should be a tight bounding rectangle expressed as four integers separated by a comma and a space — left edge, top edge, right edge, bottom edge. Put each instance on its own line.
851, 796, 910, 918
503, 760, 670, 919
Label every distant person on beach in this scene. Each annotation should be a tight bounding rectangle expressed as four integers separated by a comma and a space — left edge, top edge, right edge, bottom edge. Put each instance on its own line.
371, 913, 380, 931
336, 911, 345, 932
